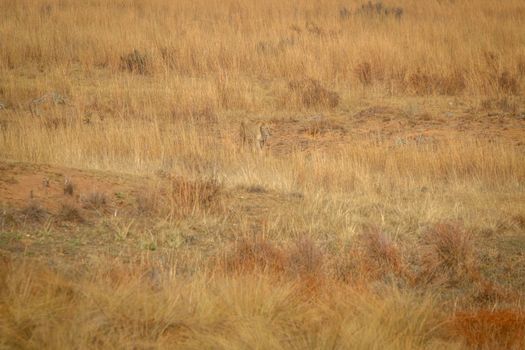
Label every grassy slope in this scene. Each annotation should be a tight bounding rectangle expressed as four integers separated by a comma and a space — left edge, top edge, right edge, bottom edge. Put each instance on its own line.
1, 0, 525, 348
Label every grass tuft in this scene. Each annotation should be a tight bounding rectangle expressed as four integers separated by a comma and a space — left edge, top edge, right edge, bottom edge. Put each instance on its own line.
19, 200, 48, 223
419, 222, 476, 284
223, 237, 287, 274
58, 204, 85, 223
82, 192, 108, 210
288, 78, 340, 109
120, 49, 150, 75
450, 309, 525, 349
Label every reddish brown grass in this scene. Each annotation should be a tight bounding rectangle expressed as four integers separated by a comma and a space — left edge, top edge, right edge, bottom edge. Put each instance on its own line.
450, 309, 525, 349
419, 222, 476, 284
222, 237, 287, 274
358, 229, 409, 282
287, 236, 324, 277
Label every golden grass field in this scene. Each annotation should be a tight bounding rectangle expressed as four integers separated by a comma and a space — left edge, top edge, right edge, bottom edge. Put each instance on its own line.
1, 0, 525, 348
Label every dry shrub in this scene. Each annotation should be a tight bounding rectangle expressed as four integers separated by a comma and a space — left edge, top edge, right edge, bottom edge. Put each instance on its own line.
169, 176, 222, 217
19, 200, 48, 223
450, 309, 525, 349
222, 237, 286, 274
120, 49, 150, 75
419, 222, 476, 284
82, 192, 108, 210
58, 203, 85, 223
288, 78, 340, 109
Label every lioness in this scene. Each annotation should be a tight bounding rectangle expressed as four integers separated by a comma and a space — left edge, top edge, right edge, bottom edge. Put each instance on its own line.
239, 121, 271, 151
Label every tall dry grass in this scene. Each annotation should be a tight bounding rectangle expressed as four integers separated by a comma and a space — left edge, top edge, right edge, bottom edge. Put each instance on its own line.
1, 1, 525, 348
0, 254, 462, 349
0, 0, 524, 112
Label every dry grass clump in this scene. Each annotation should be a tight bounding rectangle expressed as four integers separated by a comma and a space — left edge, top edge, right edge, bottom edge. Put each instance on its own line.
286, 237, 327, 295
419, 222, 476, 284
471, 279, 514, 306
40, 115, 72, 130
120, 49, 150, 75
0, 207, 18, 228
335, 229, 410, 285
81, 191, 108, 210
358, 229, 406, 278
287, 78, 340, 109
58, 203, 85, 223
287, 236, 324, 277
498, 71, 520, 95
407, 69, 466, 96
449, 309, 525, 349
511, 214, 525, 230
222, 232, 413, 290
354, 61, 374, 86
222, 237, 287, 274
19, 200, 48, 223
168, 176, 223, 218
222, 236, 326, 280
356, 1, 404, 20
0, 256, 459, 350
221, 236, 326, 296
